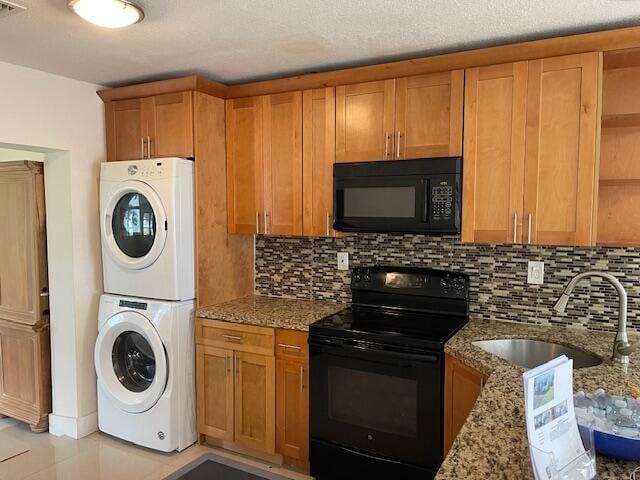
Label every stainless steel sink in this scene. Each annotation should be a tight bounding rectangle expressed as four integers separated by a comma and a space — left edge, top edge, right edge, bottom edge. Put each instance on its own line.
472, 338, 603, 369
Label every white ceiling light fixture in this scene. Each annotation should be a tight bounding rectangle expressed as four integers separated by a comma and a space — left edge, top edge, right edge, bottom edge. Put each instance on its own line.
68, 0, 144, 29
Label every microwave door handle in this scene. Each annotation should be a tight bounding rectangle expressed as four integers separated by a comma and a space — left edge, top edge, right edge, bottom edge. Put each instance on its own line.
422, 180, 429, 223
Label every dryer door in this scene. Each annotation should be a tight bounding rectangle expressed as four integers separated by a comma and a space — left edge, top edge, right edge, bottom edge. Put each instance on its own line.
102, 180, 168, 270
95, 311, 168, 413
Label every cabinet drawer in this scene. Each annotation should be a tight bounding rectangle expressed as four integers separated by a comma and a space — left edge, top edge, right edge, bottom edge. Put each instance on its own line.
196, 318, 274, 355
275, 329, 308, 360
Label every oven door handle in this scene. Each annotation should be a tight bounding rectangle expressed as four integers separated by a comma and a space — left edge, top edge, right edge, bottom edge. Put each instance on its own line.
309, 339, 440, 364
333, 443, 406, 466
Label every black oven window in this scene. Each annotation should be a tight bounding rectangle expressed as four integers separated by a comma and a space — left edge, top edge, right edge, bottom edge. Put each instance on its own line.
343, 187, 415, 218
328, 366, 417, 438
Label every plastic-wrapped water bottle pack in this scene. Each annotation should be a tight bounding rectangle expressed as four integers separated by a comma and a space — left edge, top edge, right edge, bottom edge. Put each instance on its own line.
574, 389, 640, 438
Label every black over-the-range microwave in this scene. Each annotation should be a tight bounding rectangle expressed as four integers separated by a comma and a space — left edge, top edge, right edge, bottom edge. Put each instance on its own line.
332, 157, 462, 234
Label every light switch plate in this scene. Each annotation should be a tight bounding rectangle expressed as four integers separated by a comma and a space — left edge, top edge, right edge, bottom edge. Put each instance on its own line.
527, 261, 544, 285
337, 252, 349, 271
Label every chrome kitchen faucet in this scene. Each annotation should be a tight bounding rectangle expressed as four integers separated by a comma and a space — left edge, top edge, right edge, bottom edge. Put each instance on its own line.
553, 271, 639, 364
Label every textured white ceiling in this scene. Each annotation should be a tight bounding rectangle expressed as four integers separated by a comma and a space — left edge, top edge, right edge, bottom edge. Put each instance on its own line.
1, 0, 640, 87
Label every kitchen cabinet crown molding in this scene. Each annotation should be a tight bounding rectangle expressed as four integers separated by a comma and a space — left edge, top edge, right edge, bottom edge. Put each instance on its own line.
97, 27, 640, 102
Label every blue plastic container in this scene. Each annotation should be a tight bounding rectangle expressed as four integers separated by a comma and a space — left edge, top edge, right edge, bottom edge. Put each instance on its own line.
580, 425, 640, 461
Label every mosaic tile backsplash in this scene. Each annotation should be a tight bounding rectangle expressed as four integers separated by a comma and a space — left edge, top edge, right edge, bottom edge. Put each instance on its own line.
255, 234, 640, 334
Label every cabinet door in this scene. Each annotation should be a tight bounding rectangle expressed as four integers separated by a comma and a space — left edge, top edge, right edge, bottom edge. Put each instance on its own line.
226, 97, 264, 234
196, 345, 234, 441
276, 358, 308, 468
263, 92, 303, 235
303, 88, 336, 236
524, 52, 601, 246
335, 80, 395, 162
105, 98, 145, 161
150, 91, 194, 158
395, 70, 464, 159
0, 321, 51, 430
443, 354, 486, 455
462, 62, 528, 243
0, 162, 48, 326
234, 351, 275, 454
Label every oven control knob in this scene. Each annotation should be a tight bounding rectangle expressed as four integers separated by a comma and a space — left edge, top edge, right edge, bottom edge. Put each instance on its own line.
441, 278, 452, 290
454, 278, 466, 291
354, 273, 362, 283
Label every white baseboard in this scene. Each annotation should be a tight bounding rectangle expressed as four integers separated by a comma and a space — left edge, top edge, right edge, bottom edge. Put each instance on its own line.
48, 411, 98, 439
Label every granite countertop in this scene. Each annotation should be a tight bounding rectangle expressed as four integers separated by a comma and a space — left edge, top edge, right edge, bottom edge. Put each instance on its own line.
196, 294, 347, 331
438, 319, 640, 480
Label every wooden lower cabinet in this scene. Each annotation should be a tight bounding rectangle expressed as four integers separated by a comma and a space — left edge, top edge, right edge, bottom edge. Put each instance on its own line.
195, 319, 276, 455
275, 329, 309, 468
0, 320, 51, 432
443, 354, 487, 455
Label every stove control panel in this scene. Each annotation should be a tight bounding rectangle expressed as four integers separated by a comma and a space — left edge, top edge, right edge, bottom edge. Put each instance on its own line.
351, 266, 469, 299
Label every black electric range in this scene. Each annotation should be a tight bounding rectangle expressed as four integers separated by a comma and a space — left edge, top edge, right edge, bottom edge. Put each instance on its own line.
309, 265, 470, 480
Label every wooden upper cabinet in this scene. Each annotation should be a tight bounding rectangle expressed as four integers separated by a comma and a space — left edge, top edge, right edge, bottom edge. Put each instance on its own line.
226, 97, 264, 234
336, 80, 395, 162
105, 98, 146, 161
524, 52, 601, 246
105, 92, 194, 161
262, 92, 303, 236
150, 91, 194, 158
395, 70, 464, 159
0, 162, 48, 326
302, 88, 336, 237
462, 62, 528, 243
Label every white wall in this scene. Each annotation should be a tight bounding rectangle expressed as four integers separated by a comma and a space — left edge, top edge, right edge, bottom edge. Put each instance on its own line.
0, 61, 105, 437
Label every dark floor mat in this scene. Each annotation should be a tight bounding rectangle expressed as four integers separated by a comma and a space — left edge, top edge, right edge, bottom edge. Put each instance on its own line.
164, 452, 294, 480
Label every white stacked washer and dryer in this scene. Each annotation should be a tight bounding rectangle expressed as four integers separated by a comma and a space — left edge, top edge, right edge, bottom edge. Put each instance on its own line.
95, 158, 197, 452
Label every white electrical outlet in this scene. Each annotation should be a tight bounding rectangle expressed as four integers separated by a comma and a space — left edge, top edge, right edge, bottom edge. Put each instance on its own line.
527, 261, 544, 285
337, 252, 349, 271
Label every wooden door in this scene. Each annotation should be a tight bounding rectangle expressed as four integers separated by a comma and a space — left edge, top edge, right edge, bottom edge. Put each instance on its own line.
461, 62, 528, 243
234, 351, 275, 454
443, 354, 486, 455
105, 98, 145, 161
0, 320, 51, 431
0, 162, 48, 326
524, 52, 601, 246
335, 80, 395, 162
196, 345, 234, 441
226, 97, 264, 234
275, 329, 309, 468
395, 70, 464, 159
150, 91, 194, 158
302, 88, 336, 236
262, 92, 303, 235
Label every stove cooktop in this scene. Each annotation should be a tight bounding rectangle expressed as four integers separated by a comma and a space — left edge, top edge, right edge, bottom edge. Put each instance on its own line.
310, 306, 467, 350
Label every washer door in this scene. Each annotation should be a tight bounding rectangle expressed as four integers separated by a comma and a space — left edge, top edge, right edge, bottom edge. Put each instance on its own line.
102, 180, 167, 270
95, 311, 168, 413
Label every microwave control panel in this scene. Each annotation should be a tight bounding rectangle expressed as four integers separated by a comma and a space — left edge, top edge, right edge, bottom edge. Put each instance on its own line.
430, 181, 455, 221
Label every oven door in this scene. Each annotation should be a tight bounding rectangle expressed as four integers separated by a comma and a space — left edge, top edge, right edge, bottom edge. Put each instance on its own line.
333, 175, 428, 233
309, 336, 443, 469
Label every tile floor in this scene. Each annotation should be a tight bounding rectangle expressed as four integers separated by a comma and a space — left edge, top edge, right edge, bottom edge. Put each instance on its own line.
0, 418, 310, 480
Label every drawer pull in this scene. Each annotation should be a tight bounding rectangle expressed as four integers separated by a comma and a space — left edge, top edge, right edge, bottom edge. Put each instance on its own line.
278, 343, 302, 351
223, 334, 242, 343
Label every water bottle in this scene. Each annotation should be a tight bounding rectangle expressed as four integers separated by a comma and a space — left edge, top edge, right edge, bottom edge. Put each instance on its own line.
606, 399, 628, 427
613, 408, 640, 438
592, 389, 612, 418
574, 391, 596, 409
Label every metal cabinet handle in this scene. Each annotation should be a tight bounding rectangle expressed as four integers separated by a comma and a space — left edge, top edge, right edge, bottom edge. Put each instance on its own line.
141, 137, 145, 160
225, 354, 230, 377
480, 377, 485, 389
147, 135, 151, 158
326, 212, 331, 236
396, 131, 401, 159
234, 352, 238, 379
384, 132, 389, 159
513, 212, 518, 243
263, 212, 268, 234
265, 212, 270, 234
300, 366, 305, 393
223, 334, 242, 343
255, 212, 260, 234
278, 343, 302, 351
40, 291, 49, 298
527, 213, 532, 244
